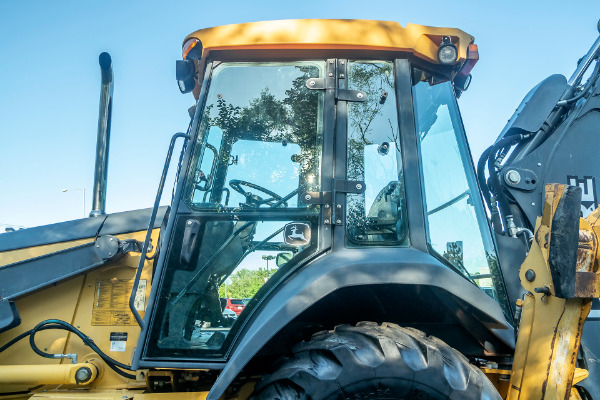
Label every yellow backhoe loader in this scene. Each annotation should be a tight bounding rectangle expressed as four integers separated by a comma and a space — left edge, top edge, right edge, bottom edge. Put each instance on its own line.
1, 18, 600, 400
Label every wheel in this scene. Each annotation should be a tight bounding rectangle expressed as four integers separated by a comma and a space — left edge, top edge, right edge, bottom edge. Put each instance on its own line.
251, 322, 501, 400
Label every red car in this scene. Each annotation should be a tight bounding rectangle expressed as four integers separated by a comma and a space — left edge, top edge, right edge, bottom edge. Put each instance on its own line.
225, 298, 245, 315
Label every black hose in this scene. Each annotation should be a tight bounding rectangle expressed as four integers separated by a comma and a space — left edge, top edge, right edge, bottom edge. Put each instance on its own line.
559, 59, 600, 106
476, 146, 493, 206
1, 319, 137, 380
0, 325, 54, 352
477, 135, 523, 208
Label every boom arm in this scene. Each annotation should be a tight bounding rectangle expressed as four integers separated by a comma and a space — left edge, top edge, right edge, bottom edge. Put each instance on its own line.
508, 184, 600, 398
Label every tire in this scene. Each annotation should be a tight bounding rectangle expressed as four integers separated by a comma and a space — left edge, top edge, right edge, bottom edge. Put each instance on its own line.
251, 322, 501, 400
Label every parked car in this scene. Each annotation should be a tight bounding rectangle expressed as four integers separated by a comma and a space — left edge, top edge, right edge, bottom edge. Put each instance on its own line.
225, 298, 245, 315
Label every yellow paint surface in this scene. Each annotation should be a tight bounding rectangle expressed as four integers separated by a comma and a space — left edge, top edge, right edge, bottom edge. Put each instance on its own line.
185, 19, 474, 64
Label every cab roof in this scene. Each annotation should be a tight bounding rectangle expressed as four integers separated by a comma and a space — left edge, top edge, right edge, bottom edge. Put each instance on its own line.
185, 19, 474, 64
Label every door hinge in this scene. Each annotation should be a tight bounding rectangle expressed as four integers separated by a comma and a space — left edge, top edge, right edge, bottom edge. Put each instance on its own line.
301, 180, 366, 225
305, 78, 367, 102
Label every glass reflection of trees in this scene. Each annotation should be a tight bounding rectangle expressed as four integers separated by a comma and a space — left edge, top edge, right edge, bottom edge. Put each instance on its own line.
202, 65, 321, 181
346, 62, 406, 244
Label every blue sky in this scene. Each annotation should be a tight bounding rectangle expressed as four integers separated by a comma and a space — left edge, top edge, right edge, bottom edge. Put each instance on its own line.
1, 0, 599, 229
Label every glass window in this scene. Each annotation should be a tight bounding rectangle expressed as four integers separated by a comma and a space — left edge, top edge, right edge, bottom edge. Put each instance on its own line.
346, 61, 408, 245
187, 62, 324, 211
412, 71, 508, 308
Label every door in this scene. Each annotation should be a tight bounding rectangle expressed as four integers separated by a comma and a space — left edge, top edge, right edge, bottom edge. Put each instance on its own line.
143, 60, 332, 360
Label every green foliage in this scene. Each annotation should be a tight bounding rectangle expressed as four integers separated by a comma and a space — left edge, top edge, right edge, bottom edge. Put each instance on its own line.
218, 267, 278, 299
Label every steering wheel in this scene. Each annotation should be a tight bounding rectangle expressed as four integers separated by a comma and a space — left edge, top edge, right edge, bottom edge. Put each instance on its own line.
229, 180, 288, 207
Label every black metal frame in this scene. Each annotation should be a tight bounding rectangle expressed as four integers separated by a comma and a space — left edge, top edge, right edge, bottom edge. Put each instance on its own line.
132, 55, 513, 389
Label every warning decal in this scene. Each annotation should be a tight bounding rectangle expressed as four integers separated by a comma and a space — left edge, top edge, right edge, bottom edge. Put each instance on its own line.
92, 279, 144, 326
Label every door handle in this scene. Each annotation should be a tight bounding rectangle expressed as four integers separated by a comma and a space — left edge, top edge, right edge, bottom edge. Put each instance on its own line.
180, 219, 201, 265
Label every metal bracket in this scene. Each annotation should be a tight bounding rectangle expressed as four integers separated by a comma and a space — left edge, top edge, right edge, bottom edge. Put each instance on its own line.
94, 235, 142, 260
503, 168, 538, 192
305, 78, 367, 102
301, 180, 366, 225
337, 89, 367, 102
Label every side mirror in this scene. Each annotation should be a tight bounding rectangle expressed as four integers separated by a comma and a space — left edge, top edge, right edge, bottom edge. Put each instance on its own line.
176, 60, 196, 94
276, 252, 293, 267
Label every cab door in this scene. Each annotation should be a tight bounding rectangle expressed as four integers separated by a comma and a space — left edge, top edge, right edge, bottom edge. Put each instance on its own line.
139, 60, 333, 364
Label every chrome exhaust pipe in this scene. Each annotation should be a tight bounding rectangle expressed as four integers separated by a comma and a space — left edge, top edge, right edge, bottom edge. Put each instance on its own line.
90, 52, 113, 217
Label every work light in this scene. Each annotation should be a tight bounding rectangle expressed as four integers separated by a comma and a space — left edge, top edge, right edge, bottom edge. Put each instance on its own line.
438, 36, 458, 65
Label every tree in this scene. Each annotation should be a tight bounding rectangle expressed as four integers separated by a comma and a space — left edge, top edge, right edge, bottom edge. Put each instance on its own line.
218, 267, 278, 299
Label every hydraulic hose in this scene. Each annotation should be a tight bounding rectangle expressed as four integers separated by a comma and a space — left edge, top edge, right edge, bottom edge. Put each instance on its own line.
557, 59, 600, 106
0, 319, 136, 380
477, 134, 525, 219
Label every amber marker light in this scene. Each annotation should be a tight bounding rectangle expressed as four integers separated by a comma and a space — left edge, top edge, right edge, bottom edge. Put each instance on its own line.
182, 38, 201, 60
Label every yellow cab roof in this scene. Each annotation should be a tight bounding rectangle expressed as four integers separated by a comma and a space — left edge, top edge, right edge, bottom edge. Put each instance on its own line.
185, 19, 474, 64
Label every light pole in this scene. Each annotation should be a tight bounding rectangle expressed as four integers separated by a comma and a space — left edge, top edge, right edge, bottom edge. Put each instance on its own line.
262, 255, 275, 273
62, 188, 86, 218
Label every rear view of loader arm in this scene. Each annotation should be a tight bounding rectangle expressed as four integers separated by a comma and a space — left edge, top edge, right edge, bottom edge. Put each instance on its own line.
508, 184, 600, 399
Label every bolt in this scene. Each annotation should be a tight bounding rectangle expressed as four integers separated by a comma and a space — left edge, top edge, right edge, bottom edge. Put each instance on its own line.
96, 244, 100, 248
337, 204, 342, 209
110, 238, 114, 241
537, 162, 542, 167
532, 202, 536, 207
329, 60, 334, 64
75, 367, 92, 382
506, 170, 521, 185
356, 183, 362, 190
324, 219, 330, 224
357, 92, 364, 98
525, 269, 536, 282
305, 194, 312, 200
339, 74, 345, 78
187, 220, 192, 225
108, 252, 112, 256
336, 219, 342, 224
340, 61, 345, 65
324, 204, 330, 208
309, 80, 316, 86
328, 72, 333, 77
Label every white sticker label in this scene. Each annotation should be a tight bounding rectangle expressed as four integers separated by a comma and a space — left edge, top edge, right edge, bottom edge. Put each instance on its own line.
134, 280, 147, 311
110, 341, 127, 352
109, 332, 128, 352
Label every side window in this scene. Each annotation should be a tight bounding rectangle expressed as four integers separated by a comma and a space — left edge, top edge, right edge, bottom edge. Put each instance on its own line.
412, 71, 508, 309
345, 61, 408, 245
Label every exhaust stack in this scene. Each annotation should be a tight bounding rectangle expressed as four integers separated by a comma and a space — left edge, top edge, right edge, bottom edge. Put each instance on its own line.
90, 52, 113, 217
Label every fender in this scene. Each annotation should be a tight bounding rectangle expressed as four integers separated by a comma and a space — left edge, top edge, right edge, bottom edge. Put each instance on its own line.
206, 247, 515, 400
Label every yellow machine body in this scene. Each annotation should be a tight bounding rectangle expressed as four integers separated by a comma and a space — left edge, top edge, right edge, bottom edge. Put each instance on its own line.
1, 18, 599, 400
0, 229, 159, 394
185, 19, 474, 63
506, 185, 600, 399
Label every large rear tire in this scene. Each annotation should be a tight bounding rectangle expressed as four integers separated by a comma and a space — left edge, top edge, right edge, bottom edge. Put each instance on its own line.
251, 322, 500, 400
